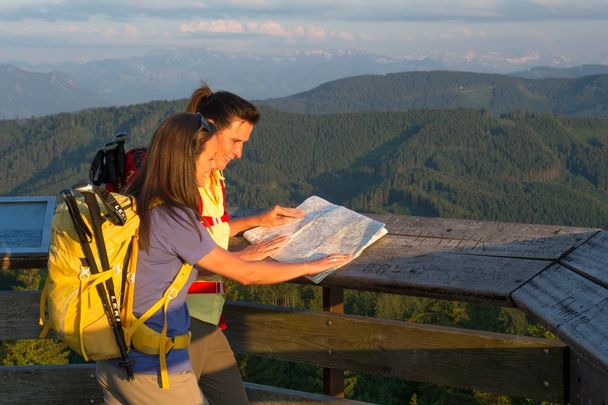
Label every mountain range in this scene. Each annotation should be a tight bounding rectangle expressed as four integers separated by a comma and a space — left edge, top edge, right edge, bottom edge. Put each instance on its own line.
259, 70, 608, 117
1, 47, 607, 119
1, 48, 440, 119
2, 77, 607, 229
511, 64, 608, 79
0, 65, 107, 119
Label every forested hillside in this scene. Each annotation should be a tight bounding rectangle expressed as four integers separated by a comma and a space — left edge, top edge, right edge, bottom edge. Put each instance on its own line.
259, 70, 608, 117
0, 99, 184, 196
3, 103, 606, 229
512, 64, 608, 79
2, 91, 608, 404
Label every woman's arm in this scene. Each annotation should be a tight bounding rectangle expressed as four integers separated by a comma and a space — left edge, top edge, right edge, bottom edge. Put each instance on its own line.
234, 234, 289, 261
196, 247, 351, 285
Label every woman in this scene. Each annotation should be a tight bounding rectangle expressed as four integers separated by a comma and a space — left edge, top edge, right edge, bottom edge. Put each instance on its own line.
185, 85, 302, 405
95, 112, 350, 404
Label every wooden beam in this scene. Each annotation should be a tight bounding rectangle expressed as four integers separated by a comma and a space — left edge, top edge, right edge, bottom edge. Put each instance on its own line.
0, 291, 42, 339
2, 292, 567, 401
0, 364, 102, 404
367, 213, 597, 248
512, 264, 608, 376
1, 255, 47, 271
244, 382, 372, 404
0, 365, 370, 405
223, 302, 566, 402
561, 230, 608, 288
322, 243, 552, 305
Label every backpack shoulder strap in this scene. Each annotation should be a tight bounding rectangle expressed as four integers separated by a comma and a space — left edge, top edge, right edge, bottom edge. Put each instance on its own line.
125, 198, 197, 388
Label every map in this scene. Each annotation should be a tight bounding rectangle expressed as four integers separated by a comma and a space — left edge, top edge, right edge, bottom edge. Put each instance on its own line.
243, 196, 388, 283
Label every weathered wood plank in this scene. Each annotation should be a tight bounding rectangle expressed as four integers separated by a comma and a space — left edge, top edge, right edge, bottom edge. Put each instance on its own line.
561, 230, 608, 288
223, 302, 566, 402
233, 214, 597, 262
322, 241, 551, 305
0, 291, 42, 339
0, 365, 369, 404
1, 255, 47, 270
512, 264, 608, 375
364, 218, 596, 262
344, 231, 594, 260
0, 364, 102, 404
244, 382, 372, 404
367, 213, 597, 242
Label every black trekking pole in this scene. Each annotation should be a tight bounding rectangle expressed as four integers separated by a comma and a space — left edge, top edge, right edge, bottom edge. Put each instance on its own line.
61, 189, 93, 244
60, 189, 135, 379
103, 142, 119, 191
92, 184, 127, 226
72, 183, 135, 380
89, 148, 106, 186
115, 132, 127, 192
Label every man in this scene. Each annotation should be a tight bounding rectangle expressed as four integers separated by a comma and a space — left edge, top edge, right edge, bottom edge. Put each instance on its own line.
186, 84, 304, 404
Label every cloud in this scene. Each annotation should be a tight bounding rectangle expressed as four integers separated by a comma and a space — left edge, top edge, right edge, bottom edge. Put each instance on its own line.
436, 26, 477, 40
1, 0, 607, 66
181, 19, 288, 36
180, 19, 244, 33
2, 0, 608, 23
461, 27, 473, 38
335, 31, 355, 41
256, 20, 290, 36
179, 18, 356, 42
104, 24, 142, 42
61, 25, 80, 33
56, 22, 142, 42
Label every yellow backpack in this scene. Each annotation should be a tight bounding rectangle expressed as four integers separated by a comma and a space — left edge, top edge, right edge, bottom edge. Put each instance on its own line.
39, 186, 191, 388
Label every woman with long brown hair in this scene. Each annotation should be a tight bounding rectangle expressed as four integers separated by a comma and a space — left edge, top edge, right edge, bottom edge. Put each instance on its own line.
95, 112, 350, 404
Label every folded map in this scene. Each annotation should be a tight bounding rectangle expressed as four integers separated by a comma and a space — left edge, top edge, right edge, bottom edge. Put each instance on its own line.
243, 195, 388, 283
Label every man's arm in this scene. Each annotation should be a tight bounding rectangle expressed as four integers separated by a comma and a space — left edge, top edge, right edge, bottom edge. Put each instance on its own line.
229, 204, 305, 261
229, 204, 304, 236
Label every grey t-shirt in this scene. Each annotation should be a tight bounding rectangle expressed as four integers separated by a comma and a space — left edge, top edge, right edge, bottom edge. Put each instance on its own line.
130, 205, 216, 374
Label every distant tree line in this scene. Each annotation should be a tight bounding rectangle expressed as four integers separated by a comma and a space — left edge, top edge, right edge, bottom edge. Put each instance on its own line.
260, 70, 608, 118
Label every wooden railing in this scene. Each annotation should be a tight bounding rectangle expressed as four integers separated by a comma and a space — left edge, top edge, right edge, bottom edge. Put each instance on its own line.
2, 198, 608, 404
0, 289, 566, 404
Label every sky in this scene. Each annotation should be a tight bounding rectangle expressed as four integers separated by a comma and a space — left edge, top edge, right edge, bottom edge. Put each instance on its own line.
1, 0, 608, 66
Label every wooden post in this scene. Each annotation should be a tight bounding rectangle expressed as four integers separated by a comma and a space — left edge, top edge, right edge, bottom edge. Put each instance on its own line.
323, 286, 344, 398
569, 350, 608, 405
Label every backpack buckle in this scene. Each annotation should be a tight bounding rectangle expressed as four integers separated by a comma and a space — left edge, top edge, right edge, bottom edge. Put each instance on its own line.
79, 266, 91, 281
